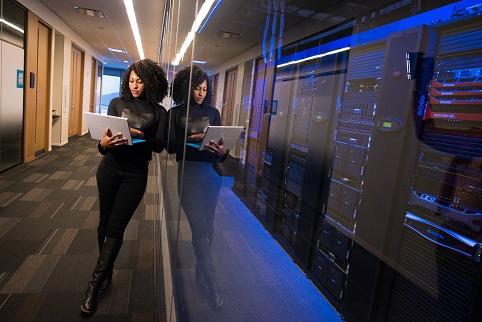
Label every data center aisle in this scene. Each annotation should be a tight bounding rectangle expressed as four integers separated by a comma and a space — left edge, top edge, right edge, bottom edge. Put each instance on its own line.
163, 162, 342, 322
0, 135, 165, 322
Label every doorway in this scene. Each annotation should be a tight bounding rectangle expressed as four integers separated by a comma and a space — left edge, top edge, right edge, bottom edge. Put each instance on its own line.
221, 67, 238, 126
34, 22, 50, 154
89, 58, 101, 113
24, 12, 52, 162
68, 45, 84, 137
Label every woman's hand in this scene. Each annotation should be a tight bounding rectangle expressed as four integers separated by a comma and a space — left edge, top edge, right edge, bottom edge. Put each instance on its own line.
100, 128, 128, 149
187, 132, 205, 142
205, 138, 227, 158
130, 127, 144, 137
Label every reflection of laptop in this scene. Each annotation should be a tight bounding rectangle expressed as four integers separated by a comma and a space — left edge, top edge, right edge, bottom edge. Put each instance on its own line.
199, 126, 244, 150
84, 112, 133, 145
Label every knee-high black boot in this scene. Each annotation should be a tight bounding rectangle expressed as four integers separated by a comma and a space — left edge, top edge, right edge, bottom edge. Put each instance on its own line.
192, 238, 223, 310
97, 228, 112, 293
80, 237, 122, 314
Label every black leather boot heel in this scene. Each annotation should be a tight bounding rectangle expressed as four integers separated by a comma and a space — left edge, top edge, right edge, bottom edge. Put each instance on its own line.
80, 238, 122, 314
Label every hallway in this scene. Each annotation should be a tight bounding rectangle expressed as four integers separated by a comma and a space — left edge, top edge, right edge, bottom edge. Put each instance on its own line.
0, 135, 164, 322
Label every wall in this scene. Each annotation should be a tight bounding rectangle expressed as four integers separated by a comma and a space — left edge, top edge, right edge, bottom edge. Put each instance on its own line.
17, 0, 103, 149
51, 32, 63, 145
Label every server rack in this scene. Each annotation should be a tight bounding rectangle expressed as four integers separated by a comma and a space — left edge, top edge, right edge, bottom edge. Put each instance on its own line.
232, 3, 482, 322
267, 50, 348, 266
388, 19, 482, 322
312, 43, 386, 308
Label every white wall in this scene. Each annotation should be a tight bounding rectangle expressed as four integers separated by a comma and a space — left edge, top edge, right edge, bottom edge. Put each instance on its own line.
51, 32, 63, 145
17, 0, 103, 148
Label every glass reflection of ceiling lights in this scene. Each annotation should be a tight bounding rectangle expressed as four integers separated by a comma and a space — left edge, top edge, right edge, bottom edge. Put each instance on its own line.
123, 0, 144, 59
172, 0, 222, 66
0, 18, 24, 33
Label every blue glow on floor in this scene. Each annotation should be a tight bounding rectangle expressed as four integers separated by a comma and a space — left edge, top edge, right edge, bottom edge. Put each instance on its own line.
217, 177, 342, 322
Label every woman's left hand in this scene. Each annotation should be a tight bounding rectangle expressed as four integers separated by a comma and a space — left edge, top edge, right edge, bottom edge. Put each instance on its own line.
205, 138, 227, 158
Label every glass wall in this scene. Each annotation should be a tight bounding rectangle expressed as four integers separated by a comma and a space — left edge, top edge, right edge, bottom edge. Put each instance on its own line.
157, 1, 482, 321
0, 0, 25, 172
100, 67, 125, 114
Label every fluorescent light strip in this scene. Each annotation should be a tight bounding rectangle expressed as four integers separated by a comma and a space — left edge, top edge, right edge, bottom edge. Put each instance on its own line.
108, 47, 126, 53
0, 18, 24, 33
172, 0, 217, 66
123, 0, 144, 59
192, 60, 207, 64
277, 46, 351, 68
198, 0, 222, 32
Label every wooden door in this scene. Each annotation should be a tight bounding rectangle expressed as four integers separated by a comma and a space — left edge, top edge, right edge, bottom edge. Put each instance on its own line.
34, 23, 50, 153
221, 67, 237, 125
24, 13, 52, 161
69, 46, 84, 136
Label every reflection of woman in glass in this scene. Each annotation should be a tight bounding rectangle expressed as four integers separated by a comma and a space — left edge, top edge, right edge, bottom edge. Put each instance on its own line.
168, 65, 227, 309
80, 59, 168, 315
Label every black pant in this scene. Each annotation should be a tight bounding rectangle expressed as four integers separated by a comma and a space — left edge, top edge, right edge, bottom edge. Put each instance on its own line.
177, 161, 222, 241
96, 156, 148, 240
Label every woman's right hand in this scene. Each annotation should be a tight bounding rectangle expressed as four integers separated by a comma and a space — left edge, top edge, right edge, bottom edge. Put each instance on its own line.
100, 128, 128, 149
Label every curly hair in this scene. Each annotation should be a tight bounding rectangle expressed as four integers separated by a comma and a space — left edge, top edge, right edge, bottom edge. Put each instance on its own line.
171, 65, 212, 107
120, 58, 168, 105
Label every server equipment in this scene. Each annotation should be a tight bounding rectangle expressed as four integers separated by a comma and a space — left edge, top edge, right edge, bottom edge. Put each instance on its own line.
232, 2, 482, 321
388, 18, 482, 322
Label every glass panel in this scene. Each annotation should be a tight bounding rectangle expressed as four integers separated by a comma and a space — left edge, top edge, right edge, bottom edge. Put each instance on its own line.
0, 0, 25, 172
158, 1, 482, 321
100, 75, 121, 114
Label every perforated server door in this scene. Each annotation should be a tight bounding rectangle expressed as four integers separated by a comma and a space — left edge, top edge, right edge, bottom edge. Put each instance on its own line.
390, 20, 482, 322
313, 42, 386, 309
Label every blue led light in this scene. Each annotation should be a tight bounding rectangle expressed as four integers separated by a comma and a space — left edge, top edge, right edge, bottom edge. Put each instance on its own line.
277, 0, 482, 68
198, 0, 223, 32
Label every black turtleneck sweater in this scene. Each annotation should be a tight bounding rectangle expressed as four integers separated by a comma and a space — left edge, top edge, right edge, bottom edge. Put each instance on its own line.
167, 103, 222, 162
99, 97, 168, 166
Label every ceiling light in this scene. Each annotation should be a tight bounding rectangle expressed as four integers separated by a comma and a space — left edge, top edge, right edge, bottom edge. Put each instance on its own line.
277, 47, 351, 68
74, 7, 106, 18
123, 60, 129, 63
172, 0, 219, 66
218, 31, 241, 39
108, 47, 127, 53
123, 0, 144, 59
192, 60, 207, 64
0, 18, 24, 33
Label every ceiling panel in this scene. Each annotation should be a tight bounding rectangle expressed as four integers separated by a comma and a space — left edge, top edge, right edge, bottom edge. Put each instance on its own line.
39, 0, 164, 69
37, 0, 393, 71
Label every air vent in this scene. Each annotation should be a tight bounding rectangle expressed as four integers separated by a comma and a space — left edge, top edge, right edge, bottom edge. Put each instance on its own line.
217, 31, 242, 39
74, 7, 106, 18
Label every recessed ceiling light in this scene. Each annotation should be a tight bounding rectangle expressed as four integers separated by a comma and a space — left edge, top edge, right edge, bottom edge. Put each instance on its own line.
74, 6, 106, 18
108, 47, 127, 53
123, 60, 129, 63
218, 31, 242, 39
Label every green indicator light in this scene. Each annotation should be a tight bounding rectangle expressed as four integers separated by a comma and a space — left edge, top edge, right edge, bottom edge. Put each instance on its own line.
383, 121, 392, 128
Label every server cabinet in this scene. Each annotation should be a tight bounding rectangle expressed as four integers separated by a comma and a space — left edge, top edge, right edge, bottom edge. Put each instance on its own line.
313, 42, 386, 311
388, 19, 482, 322
270, 53, 347, 266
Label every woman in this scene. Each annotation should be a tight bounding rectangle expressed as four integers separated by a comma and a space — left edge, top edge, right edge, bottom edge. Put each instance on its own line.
168, 65, 227, 310
80, 58, 168, 314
